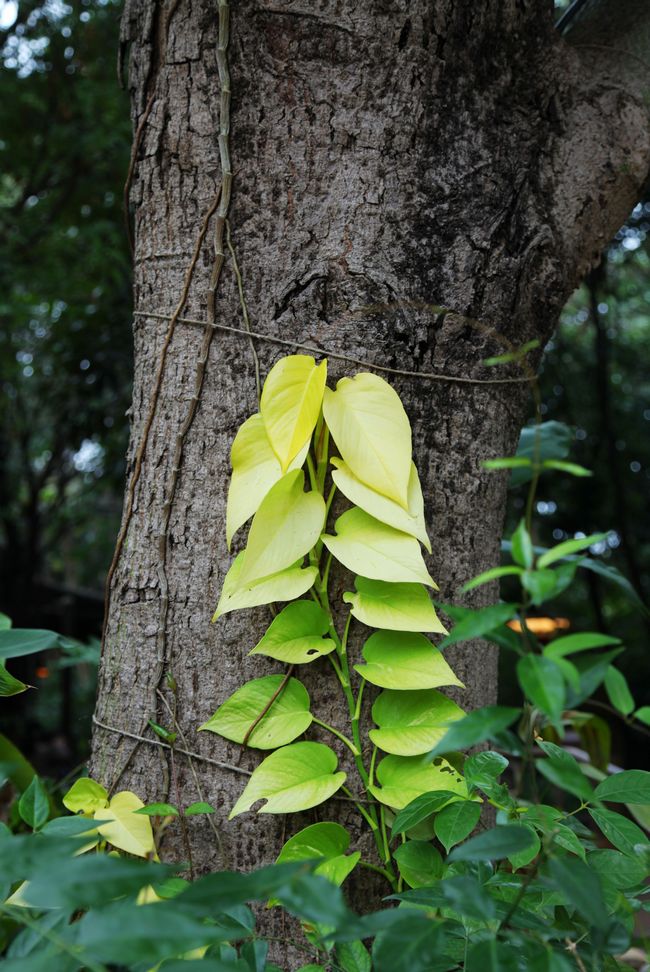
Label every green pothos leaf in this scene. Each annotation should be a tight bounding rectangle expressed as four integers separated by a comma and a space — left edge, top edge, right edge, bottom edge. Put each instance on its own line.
199, 675, 312, 749
249, 601, 335, 665
369, 754, 468, 810
229, 741, 346, 817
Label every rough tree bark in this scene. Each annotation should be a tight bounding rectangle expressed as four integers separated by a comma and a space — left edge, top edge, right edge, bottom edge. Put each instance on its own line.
92, 0, 650, 926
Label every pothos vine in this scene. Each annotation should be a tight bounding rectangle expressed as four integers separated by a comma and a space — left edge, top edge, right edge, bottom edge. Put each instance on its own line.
202, 356, 470, 890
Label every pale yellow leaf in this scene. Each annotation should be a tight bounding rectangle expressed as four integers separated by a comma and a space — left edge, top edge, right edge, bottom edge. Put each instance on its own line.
94, 791, 154, 858
213, 553, 318, 619
323, 372, 412, 508
238, 470, 325, 586
321, 507, 436, 587
225, 414, 309, 549
260, 355, 327, 471
331, 458, 431, 551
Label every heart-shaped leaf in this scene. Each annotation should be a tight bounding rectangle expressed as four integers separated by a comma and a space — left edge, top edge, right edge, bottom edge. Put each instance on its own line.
249, 601, 335, 665
393, 841, 443, 888
369, 754, 467, 809
94, 791, 155, 857
237, 470, 325, 586
199, 675, 312, 749
275, 822, 360, 887
260, 355, 327, 471
323, 372, 412, 508
369, 689, 465, 755
354, 631, 463, 691
225, 413, 309, 548
331, 459, 430, 551
63, 777, 109, 815
322, 509, 436, 588
229, 742, 346, 817
434, 799, 482, 852
343, 578, 446, 633
213, 553, 318, 619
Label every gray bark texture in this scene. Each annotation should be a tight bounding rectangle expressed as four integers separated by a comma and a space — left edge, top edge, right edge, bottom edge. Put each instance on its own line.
92, 0, 650, 943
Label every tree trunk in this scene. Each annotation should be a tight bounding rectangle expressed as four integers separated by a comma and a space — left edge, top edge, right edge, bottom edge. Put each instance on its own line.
92, 0, 650, 926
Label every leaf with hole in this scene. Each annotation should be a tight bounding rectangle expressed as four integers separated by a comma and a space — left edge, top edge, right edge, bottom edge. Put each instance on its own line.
369, 754, 467, 810
323, 371, 412, 508
343, 578, 446, 633
236, 470, 325, 586
355, 631, 462, 691
249, 601, 335, 665
260, 354, 327, 471
225, 413, 310, 548
213, 553, 318, 619
322, 508, 436, 588
229, 741, 346, 817
331, 458, 431, 551
94, 790, 155, 857
369, 689, 464, 755
199, 675, 312, 749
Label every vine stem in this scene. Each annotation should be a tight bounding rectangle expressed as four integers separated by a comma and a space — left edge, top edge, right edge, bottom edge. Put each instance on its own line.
312, 716, 360, 756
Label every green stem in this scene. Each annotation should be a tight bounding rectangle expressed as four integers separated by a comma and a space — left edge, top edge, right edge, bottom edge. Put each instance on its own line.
379, 804, 392, 865
369, 744, 378, 788
306, 452, 318, 492
315, 424, 330, 492
341, 785, 378, 832
359, 859, 395, 882
312, 716, 360, 756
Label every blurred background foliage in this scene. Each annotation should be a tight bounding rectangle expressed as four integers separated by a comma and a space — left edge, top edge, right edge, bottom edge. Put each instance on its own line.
0, 0, 648, 773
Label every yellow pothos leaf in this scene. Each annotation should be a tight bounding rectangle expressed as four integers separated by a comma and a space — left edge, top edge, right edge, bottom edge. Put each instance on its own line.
260, 354, 327, 471
331, 458, 431, 551
213, 553, 318, 619
323, 372, 412, 508
321, 507, 437, 588
94, 791, 155, 858
237, 470, 325, 586
225, 414, 309, 549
